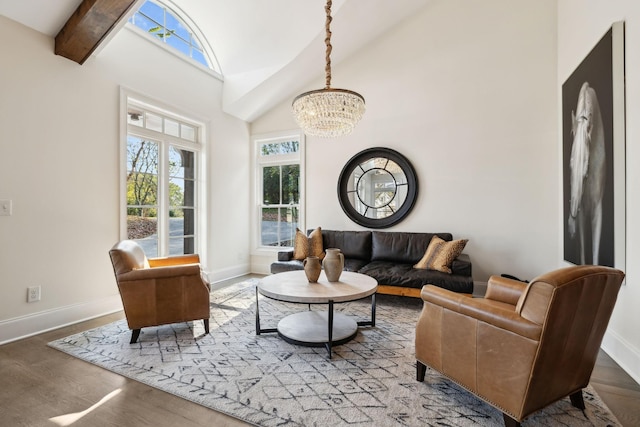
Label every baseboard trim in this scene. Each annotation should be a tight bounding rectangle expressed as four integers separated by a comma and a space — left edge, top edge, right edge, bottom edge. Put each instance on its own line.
0, 295, 123, 345
207, 264, 250, 284
601, 329, 640, 385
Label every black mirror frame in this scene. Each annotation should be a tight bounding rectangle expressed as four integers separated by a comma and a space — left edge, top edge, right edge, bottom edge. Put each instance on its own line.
337, 147, 418, 229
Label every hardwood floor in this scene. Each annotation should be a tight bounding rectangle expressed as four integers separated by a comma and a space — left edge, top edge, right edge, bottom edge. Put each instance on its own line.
591, 350, 640, 427
1, 276, 639, 426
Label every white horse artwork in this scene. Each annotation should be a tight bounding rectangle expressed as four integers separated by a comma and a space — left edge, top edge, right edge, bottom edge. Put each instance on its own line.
568, 82, 606, 265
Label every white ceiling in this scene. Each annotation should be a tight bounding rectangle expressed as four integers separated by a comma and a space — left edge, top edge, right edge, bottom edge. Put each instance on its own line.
0, 0, 430, 121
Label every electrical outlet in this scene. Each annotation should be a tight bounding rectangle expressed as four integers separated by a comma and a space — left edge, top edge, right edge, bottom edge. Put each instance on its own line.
27, 286, 41, 303
0, 199, 12, 216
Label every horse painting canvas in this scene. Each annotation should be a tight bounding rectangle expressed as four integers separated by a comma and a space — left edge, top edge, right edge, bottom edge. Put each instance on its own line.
568, 82, 606, 265
562, 24, 624, 268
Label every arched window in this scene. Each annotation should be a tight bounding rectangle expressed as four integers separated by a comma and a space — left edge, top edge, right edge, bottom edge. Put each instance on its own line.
128, 0, 221, 74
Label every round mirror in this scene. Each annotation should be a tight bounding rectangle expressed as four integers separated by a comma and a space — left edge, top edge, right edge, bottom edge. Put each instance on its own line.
338, 147, 418, 228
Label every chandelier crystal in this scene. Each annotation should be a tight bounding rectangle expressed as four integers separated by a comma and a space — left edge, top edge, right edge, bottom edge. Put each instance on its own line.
292, 0, 365, 138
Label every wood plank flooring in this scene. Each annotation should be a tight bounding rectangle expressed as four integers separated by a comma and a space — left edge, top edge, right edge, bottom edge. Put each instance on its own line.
1, 275, 639, 426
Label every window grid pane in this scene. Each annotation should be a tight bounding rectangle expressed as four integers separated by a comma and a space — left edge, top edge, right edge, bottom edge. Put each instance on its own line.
165, 119, 179, 137
260, 140, 299, 156
127, 137, 160, 257
146, 112, 162, 132
262, 166, 281, 205
168, 146, 196, 255
181, 124, 195, 141
260, 206, 299, 247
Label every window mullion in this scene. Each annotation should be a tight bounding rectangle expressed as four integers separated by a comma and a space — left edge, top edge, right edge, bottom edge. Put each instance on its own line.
157, 141, 169, 256
162, 6, 167, 44
278, 165, 283, 245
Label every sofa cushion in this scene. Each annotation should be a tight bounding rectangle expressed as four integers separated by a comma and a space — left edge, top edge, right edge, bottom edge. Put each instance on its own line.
414, 236, 468, 274
451, 254, 472, 277
358, 261, 473, 293
371, 231, 453, 264
270, 260, 304, 274
344, 258, 370, 272
320, 230, 372, 261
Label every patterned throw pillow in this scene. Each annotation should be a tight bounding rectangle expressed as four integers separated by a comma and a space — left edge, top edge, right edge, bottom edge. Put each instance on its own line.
414, 235, 468, 274
292, 227, 325, 260
308, 227, 325, 260
292, 229, 308, 260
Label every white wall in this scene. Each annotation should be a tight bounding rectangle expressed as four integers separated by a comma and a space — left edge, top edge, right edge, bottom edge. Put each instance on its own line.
251, 0, 559, 281
558, 0, 640, 383
0, 17, 251, 343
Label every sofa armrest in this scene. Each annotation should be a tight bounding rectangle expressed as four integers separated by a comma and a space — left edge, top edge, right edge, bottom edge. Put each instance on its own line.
277, 250, 294, 261
485, 275, 528, 306
421, 285, 541, 340
450, 253, 472, 276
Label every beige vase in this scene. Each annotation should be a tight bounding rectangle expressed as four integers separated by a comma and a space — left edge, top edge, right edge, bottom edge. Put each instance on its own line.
303, 256, 322, 283
323, 248, 344, 282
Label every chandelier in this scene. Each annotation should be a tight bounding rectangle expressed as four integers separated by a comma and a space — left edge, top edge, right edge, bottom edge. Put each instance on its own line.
292, 0, 365, 138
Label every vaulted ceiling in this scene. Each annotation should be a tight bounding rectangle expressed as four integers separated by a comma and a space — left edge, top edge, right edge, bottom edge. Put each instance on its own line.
0, 0, 430, 121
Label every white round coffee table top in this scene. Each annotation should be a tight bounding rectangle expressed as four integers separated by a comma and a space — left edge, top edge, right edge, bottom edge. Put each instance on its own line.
259, 270, 378, 304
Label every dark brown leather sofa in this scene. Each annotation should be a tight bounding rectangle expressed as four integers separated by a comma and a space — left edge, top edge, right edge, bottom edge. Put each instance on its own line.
271, 229, 473, 297
109, 240, 211, 344
415, 265, 625, 426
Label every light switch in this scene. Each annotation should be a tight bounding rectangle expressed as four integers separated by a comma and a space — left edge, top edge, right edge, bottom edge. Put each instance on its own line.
0, 200, 12, 216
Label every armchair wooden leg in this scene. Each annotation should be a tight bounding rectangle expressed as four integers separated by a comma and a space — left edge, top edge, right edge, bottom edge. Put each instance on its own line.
416, 360, 427, 382
203, 319, 210, 334
569, 390, 585, 410
503, 413, 521, 427
130, 328, 141, 344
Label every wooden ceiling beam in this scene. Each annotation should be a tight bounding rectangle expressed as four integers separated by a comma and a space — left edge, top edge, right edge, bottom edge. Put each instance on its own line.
55, 0, 138, 65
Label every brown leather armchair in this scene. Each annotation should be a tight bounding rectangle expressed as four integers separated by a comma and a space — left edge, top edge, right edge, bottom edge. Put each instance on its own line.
415, 265, 624, 427
109, 240, 211, 344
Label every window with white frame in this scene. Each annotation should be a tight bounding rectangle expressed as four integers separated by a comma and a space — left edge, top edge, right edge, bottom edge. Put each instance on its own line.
128, 0, 221, 74
255, 133, 304, 248
125, 100, 204, 258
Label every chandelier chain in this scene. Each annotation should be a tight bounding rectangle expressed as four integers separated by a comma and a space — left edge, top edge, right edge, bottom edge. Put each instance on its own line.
324, 0, 333, 89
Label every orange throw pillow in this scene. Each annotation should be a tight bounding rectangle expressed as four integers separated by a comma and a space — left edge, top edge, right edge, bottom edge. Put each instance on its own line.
414, 235, 468, 274
292, 227, 325, 260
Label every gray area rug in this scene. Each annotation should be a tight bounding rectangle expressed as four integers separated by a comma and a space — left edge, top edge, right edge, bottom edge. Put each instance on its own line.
49, 279, 619, 426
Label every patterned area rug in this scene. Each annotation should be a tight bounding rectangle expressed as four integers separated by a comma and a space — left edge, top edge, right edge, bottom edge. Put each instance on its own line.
49, 279, 619, 426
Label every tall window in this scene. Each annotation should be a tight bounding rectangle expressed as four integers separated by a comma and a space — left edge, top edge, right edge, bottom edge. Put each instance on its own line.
128, 0, 221, 74
255, 133, 304, 248
125, 100, 203, 257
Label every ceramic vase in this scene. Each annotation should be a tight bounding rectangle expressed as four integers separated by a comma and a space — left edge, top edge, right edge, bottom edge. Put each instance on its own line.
323, 248, 344, 282
303, 256, 321, 283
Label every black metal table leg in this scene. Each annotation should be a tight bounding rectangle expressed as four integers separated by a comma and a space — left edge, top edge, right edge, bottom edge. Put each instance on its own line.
371, 293, 376, 327
255, 286, 261, 335
255, 286, 277, 335
357, 293, 377, 327
326, 300, 334, 358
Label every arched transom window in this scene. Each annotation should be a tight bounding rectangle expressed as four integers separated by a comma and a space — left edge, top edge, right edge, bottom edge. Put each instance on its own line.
128, 0, 221, 74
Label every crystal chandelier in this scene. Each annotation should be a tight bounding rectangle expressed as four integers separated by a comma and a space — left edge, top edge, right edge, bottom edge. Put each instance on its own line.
292, 0, 365, 138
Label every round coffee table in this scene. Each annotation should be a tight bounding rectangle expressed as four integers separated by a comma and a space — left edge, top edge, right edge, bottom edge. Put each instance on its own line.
256, 270, 378, 357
